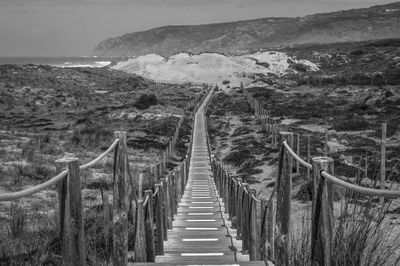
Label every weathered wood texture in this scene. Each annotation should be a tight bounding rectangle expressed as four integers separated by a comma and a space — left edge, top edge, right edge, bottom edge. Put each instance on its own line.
113, 131, 129, 266
311, 157, 334, 266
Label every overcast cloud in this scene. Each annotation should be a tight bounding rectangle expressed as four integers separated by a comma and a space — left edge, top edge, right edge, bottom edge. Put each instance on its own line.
0, 0, 396, 56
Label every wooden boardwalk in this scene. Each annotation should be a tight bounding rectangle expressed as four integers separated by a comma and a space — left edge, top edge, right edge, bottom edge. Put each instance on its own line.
146, 93, 264, 265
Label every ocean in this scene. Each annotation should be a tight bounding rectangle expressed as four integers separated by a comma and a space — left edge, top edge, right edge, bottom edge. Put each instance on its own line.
0, 56, 121, 68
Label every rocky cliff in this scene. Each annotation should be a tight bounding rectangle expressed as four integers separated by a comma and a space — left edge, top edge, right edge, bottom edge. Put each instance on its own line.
93, 2, 400, 57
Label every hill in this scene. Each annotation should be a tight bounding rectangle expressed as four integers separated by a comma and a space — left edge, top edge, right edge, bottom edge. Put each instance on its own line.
94, 1, 400, 57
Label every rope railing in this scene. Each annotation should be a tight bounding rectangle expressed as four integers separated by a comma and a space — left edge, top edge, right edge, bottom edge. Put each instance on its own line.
0, 170, 68, 201
283, 140, 312, 170
0, 84, 214, 266
80, 138, 120, 170
238, 87, 400, 265
0, 138, 120, 202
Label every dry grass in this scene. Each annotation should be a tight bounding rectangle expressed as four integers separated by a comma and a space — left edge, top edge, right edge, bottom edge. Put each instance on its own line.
290, 193, 400, 265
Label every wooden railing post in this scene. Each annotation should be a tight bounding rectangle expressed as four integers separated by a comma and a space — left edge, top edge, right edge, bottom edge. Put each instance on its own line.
236, 178, 243, 239
154, 184, 164, 255
307, 135, 311, 180
380, 123, 387, 204
135, 199, 146, 262
296, 133, 300, 174
266, 198, 275, 261
56, 157, 86, 266
166, 175, 174, 228
275, 132, 293, 266
311, 157, 334, 266
260, 198, 268, 261
242, 183, 250, 253
159, 179, 168, 240
229, 177, 236, 221
144, 190, 155, 262
113, 131, 129, 266
248, 189, 259, 261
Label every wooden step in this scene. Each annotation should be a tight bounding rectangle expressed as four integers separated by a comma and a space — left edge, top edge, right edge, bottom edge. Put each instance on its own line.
130, 262, 266, 266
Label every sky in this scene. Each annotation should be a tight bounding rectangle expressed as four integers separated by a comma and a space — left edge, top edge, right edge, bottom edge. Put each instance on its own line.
0, 0, 396, 57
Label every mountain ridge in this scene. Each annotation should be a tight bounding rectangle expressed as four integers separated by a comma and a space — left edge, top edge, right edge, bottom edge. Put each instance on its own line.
93, 1, 400, 57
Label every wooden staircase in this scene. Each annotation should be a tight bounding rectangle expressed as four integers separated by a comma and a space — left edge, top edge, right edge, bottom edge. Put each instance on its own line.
128, 92, 265, 265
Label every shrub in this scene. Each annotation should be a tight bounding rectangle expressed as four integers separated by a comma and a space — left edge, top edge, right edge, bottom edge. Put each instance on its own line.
134, 94, 158, 110
333, 118, 369, 131
292, 63, 309, 72
222, 148, 255, 167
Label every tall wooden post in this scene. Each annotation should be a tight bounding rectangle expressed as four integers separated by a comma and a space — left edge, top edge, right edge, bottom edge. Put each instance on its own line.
242, 183, 250, 253
311, 157, 334, 266
248, 189, 259, 260
135, 199, 146, 262
380, 123, 387, 204
113, 131, 128, 266
296, 133, 300, 174
275, 132, 293, 266
57, 157, 86, 266
236, 178, 243, 239
159, 179, 168, 240
307, 135, 311, 180
154, 184, 164, 255
266, 199, 274, 261
145, 190, 155, 262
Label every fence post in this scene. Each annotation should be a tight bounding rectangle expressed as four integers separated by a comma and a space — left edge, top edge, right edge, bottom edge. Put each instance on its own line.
266, 199, 274, 261
380, 123, 387, 204
135, 199, 146, 262
113, 131, 128, 266
260, 198, 268, 261
167, 175, 174, 227
154, 184, 164, 255
229, 177, 236, 221
163, 151, 166, 171
242, 183, 250, 253
159, 179, 168, 240
236, 178, 243, 239
57, 157, 86, 266
144, 190, 155, 262
248, 189, 259, 261
311, 157, 334, 266
307, 135, 311, 180
296, 133, 300, 174
275, 132, 293, 266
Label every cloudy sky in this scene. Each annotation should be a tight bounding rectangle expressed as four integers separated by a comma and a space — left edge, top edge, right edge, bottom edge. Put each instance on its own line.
0, 0, 395, 57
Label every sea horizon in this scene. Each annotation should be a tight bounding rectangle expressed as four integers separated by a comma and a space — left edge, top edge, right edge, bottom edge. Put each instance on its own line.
0, 56, 125, 68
